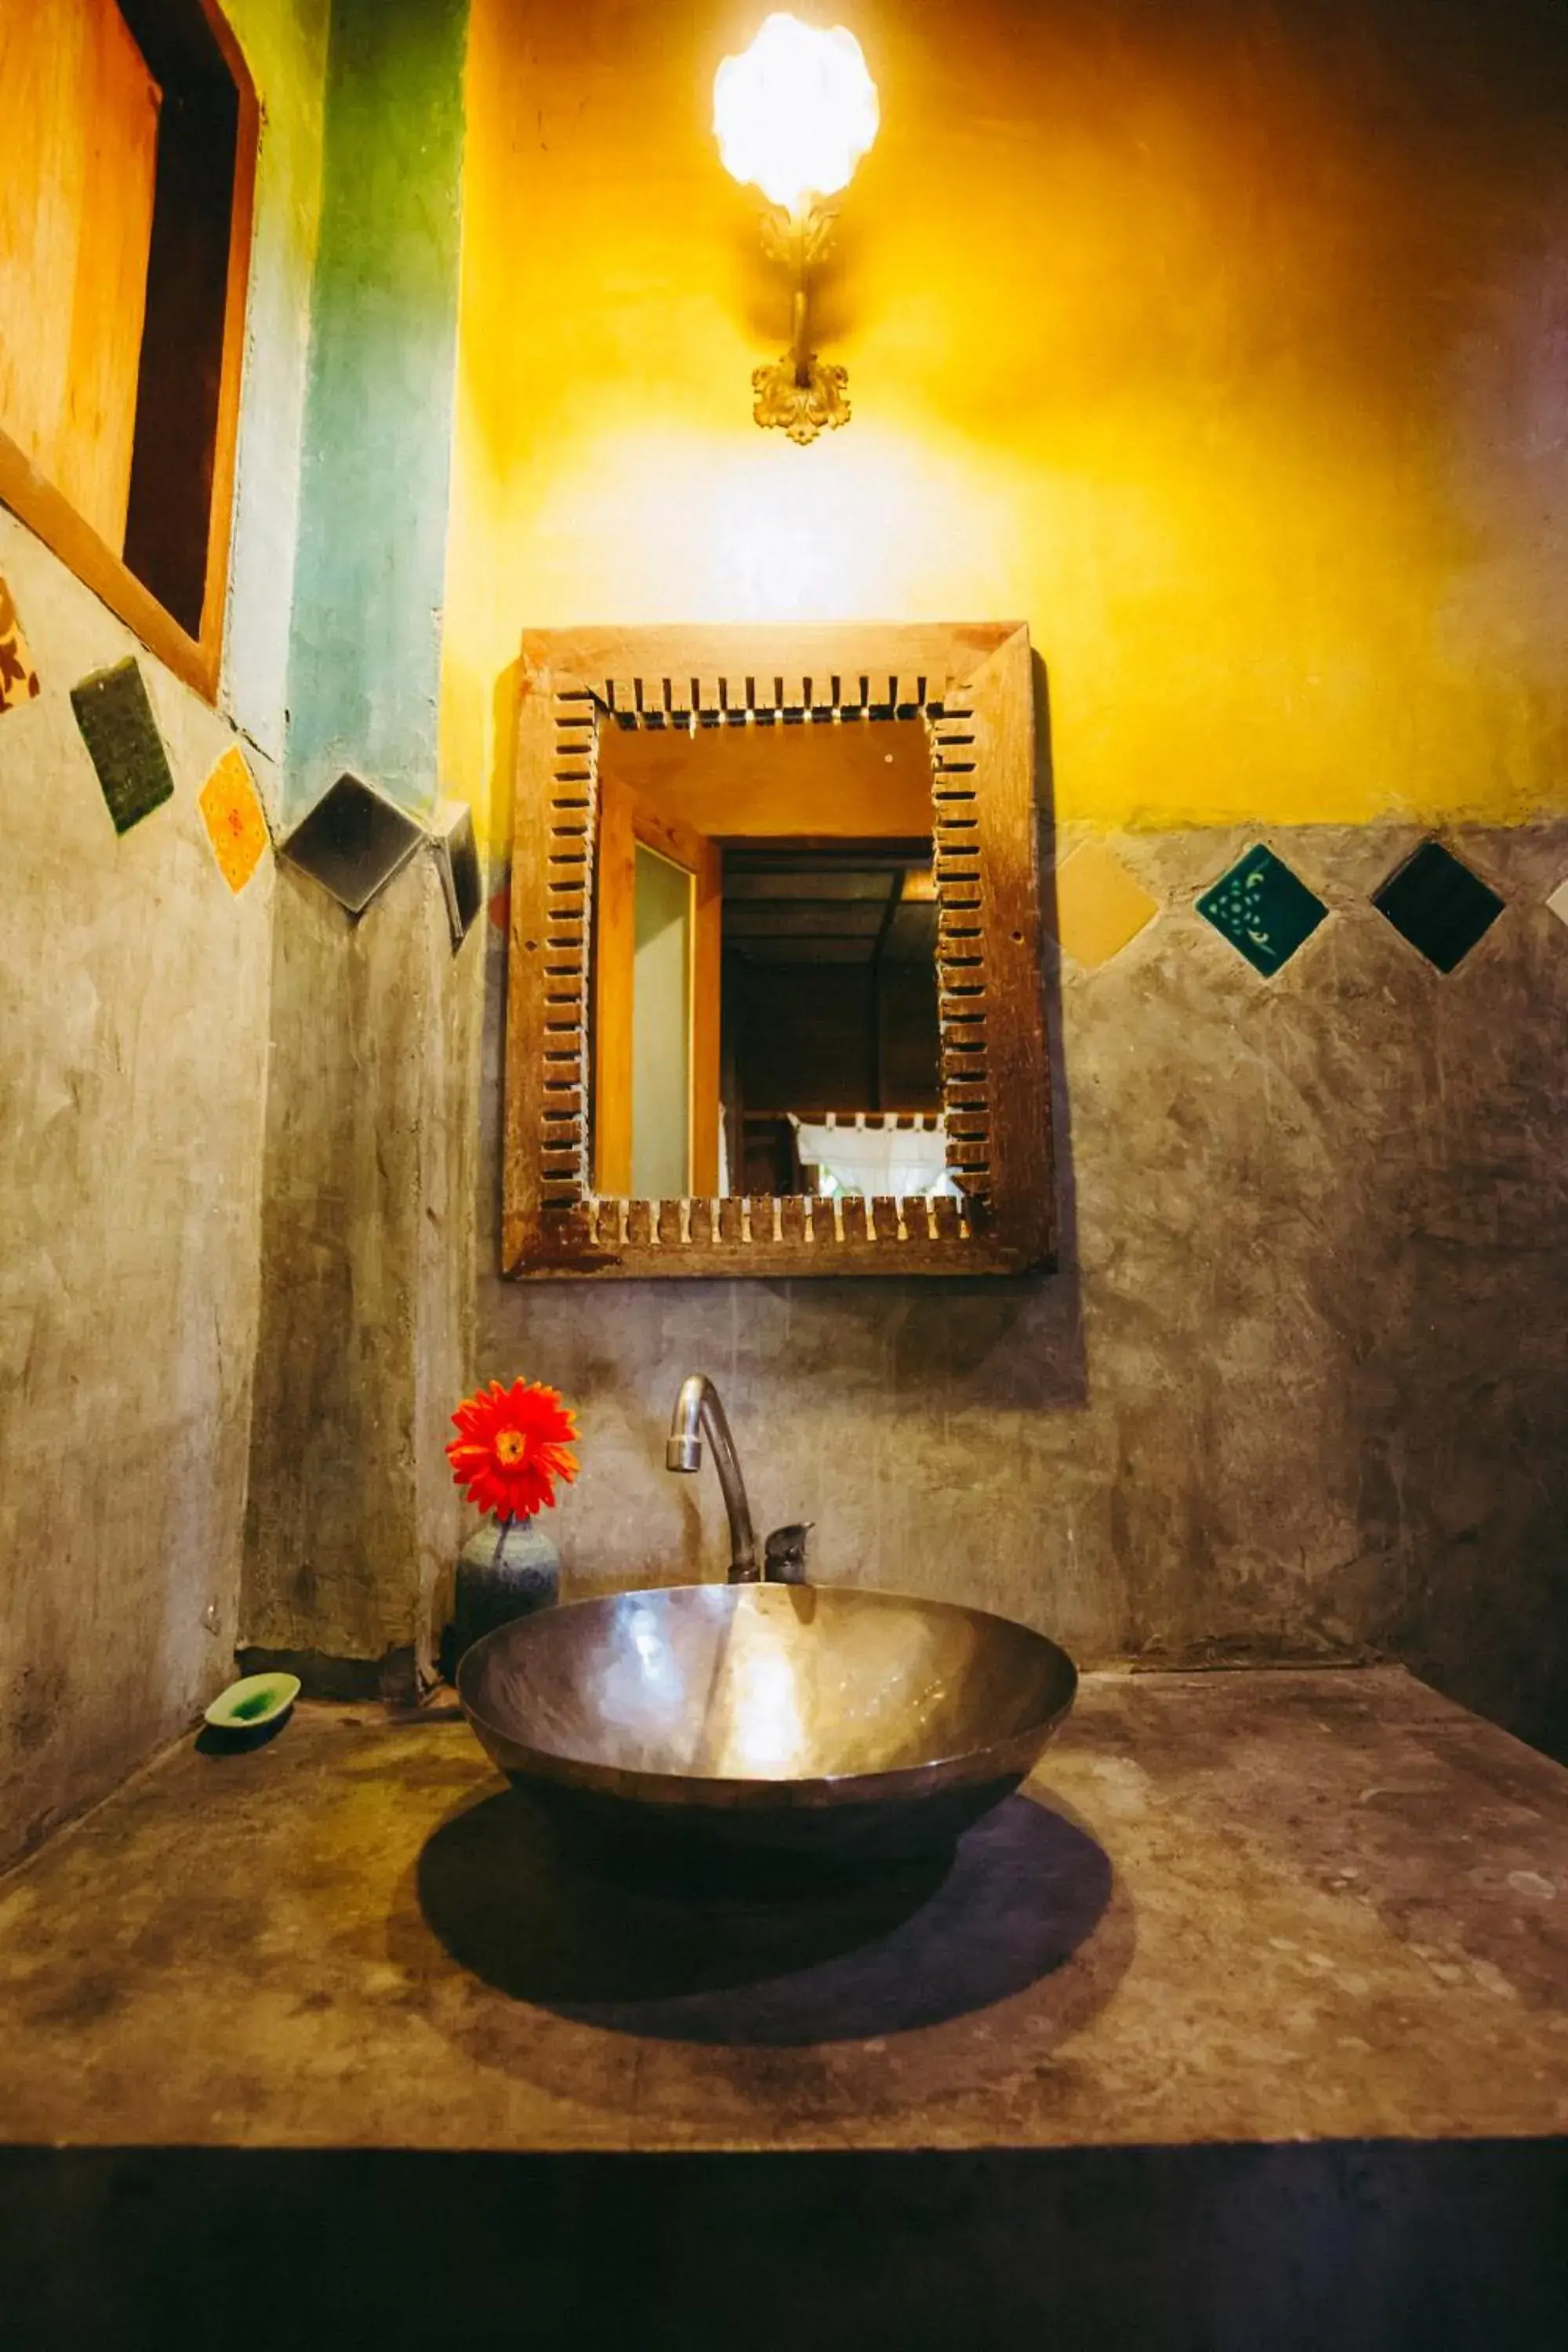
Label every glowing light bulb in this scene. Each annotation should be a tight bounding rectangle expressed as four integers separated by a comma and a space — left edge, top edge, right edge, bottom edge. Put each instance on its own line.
713, 13, 879, 217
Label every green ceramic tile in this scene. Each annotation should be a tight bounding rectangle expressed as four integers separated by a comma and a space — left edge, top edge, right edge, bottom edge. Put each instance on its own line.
1196, 844, 1328, 977
70, 657, 175, 835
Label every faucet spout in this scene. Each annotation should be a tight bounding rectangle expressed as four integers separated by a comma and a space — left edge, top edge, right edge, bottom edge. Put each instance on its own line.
666, 1374, 758, 1582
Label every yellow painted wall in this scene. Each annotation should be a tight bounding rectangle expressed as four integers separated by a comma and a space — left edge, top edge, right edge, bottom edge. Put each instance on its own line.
441, 0, 1568, 858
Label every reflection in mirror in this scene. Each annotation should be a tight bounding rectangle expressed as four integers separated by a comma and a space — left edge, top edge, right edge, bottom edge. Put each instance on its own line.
630, 844, 692, 1200
593, 713, 954, 1205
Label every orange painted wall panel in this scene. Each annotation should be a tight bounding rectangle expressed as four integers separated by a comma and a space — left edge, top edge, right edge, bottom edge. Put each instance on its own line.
0, 0, 161, 554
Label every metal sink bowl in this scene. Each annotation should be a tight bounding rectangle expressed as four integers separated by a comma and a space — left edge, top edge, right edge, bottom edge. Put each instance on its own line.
458, 1583, 1077, 1880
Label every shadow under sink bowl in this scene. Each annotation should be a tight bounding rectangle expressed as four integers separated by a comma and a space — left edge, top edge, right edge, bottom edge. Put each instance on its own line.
457, 1582, 1077, 1882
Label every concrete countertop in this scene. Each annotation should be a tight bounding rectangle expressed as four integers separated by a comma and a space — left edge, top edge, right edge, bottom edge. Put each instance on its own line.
2, 1665, 1566, 2154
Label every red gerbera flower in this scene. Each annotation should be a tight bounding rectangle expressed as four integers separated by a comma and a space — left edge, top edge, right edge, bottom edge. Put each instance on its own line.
446, 1379, 579, 1521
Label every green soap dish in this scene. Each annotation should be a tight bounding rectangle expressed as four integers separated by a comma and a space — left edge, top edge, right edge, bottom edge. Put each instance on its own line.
204, 1671, 301, 1733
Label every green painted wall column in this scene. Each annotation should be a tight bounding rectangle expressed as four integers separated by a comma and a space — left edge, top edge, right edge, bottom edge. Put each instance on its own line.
285, 0, 469, 823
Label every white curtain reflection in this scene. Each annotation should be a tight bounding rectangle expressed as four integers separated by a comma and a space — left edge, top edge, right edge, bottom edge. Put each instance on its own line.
791, 1112, 958, 1201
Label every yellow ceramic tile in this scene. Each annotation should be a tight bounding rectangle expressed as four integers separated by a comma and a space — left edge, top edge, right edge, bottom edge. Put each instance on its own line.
199, 746, 270, 895
1047, 839, 1159, 969
0, 575, 42, 714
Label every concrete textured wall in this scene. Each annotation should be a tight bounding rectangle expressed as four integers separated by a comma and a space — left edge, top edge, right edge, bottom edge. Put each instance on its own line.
0, 0, 330, 1864
241, 855, 481, 1695
0, 515, 275, 1861
477, 818, 1568, 1763
238, 0, 477, 1683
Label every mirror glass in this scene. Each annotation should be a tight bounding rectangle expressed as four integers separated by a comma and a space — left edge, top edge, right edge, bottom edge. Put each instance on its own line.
592, 713, 956, 1203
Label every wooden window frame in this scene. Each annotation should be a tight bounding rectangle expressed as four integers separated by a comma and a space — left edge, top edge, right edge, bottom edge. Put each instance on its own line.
0, 0, 257, 702
503, 621, 1054, 1280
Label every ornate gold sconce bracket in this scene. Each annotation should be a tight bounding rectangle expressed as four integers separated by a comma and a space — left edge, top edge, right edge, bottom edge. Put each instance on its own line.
752, 203, 848, 445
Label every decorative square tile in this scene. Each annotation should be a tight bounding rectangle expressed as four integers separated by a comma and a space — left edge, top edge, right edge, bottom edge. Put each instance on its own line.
431, 798, 482, 946
1373, 840, 1503, 972
70, 657, 174, 833
1196, 843, 1328, 977
199, 746, 270, 894
0, 575, 41, 713
1047, 839, 1159, 970
280, 770, 426, 916
1545, 875, 1568, 931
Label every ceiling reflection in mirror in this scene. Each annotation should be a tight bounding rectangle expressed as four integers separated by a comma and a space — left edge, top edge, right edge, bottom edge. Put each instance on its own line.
592, 713, 958, 1204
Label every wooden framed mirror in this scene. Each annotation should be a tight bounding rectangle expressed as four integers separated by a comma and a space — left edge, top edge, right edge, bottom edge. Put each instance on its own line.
503, 622, 1052, 1278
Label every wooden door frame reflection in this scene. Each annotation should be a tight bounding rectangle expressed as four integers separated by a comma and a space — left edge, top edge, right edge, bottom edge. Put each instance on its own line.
593, 769, 720, 1198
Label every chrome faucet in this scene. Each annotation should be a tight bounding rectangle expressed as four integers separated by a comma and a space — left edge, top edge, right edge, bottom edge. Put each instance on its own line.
665, 1374, 810, 1584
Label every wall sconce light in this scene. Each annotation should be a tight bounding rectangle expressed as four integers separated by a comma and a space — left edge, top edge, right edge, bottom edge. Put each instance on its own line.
713, 13, 879, 445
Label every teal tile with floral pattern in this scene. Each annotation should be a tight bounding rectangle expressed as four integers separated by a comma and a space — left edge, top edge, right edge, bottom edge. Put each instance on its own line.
1196, 844, 1328, 978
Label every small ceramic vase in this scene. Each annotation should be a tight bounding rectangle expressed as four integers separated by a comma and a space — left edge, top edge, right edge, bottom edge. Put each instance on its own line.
453, 1516, 560, 1661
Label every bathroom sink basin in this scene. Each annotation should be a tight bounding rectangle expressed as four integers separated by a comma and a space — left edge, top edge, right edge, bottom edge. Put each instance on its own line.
458, 1582, 1076, 1878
